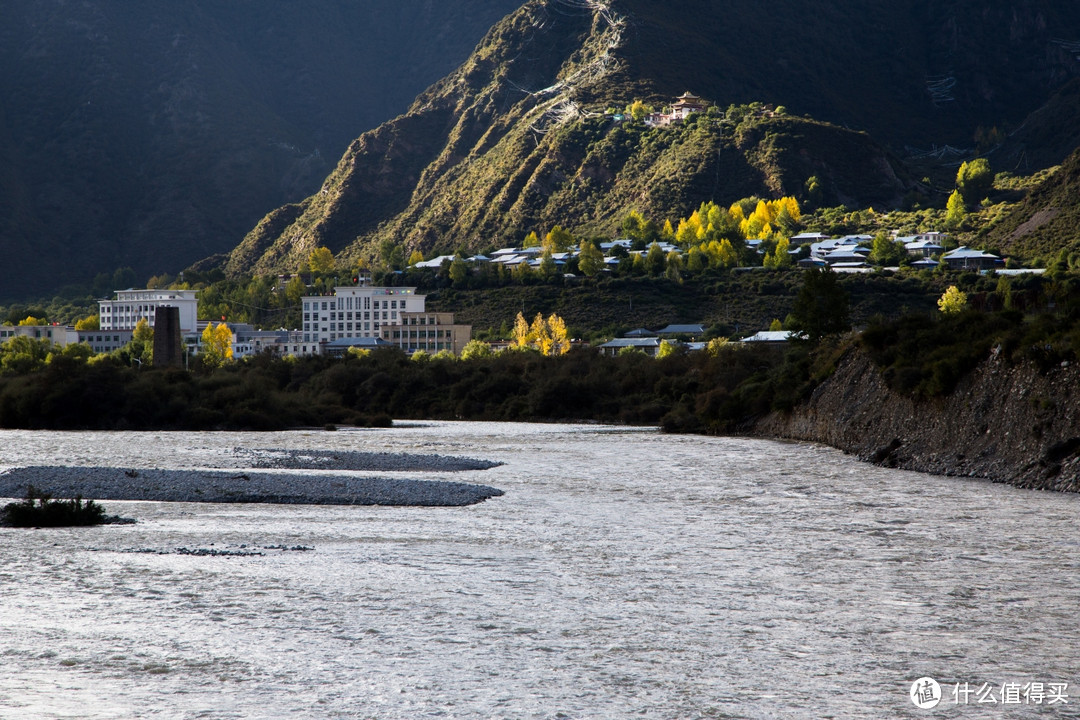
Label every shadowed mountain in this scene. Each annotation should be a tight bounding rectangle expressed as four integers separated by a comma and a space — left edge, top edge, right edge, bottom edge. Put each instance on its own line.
0, 0, 521, 300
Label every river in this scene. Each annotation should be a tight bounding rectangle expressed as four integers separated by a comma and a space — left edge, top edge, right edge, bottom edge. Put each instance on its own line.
0, 422, 1078, 719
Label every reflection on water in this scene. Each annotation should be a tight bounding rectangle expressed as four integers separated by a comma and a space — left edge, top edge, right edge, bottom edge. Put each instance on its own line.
1, 422, 1078, 719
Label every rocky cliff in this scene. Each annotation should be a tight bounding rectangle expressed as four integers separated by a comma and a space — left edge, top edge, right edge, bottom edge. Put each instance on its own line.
757, 348, 1080, 492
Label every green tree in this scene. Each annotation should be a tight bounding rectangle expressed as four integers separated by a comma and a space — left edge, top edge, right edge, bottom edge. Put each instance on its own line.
449, 255, 468, 287
788, 268, 850, 341
17, 316, 46, 326
645, 242, 666, 275
539, 250, 557, 279
0, 336, 50, 375
460, 339, 493, 360
522, 231, 541, 249
578, 241, 605, 277
938, 285, 968, 314
309, 247, 335, 275
956, 158, 992, 207
945, 190, 966, 230
769, 318, 784, 331
868, 233, 906, 266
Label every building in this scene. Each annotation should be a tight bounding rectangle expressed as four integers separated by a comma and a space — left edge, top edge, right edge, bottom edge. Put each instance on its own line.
942, 246, 1003, 271
382, 311, 472, 355
300, 282, 470, 355
645, 92, 708, 127
99, 289, 198, 333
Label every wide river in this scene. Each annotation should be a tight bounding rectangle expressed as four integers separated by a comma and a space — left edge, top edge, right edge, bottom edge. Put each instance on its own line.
0, 422, 1078, 719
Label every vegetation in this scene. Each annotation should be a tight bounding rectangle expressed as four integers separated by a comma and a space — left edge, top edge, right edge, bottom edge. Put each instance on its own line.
2, 486, 110, 527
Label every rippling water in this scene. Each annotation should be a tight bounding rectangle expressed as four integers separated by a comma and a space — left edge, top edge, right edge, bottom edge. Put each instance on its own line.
1, 422, 1078, 719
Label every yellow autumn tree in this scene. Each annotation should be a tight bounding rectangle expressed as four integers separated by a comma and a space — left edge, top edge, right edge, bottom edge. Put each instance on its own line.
200, 323, 233, 370
530, 313, 552, 355
512, 312, 531, 348
308, 247, 335, 274
547, 314, 570, 355
938, 286, 968, 314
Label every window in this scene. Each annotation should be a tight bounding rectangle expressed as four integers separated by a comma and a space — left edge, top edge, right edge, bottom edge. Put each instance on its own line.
322, 302, 328, 311
391, 300, 397, 309
330, 302, 336, 311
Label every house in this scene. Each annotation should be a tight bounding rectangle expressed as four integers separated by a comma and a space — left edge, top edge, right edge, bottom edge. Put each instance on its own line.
624, 328, 658, 338
656, 323, 706, 337
598, 337, 663, 356
739, 330, 805, 344
943, 246, 1002, 271
901, 237, 944, 257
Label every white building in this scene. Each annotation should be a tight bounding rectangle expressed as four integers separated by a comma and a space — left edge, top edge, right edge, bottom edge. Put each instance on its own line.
99, 289, 198, 334
302, 285, 425, 344
300, 283, 470, 356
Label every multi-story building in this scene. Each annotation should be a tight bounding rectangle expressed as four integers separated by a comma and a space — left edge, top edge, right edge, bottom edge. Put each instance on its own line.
300, 283, 470, 355
99, 289, 198, 333
383, 311, 472, 355
0, 325, 132, 355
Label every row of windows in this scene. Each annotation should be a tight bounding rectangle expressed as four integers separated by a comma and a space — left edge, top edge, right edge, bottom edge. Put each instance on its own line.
302, 311, 395, 322
387, 330, 450, 339
302, 321, 382, 333
303, 298, 404, 312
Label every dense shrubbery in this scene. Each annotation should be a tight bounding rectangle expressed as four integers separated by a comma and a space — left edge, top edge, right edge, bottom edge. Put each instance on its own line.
2, 486, 107, 527
0, 343, 794, 433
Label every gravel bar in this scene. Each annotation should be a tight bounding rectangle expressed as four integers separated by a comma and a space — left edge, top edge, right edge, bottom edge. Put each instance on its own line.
230, 448, 503, 472
0, 466, 504, 507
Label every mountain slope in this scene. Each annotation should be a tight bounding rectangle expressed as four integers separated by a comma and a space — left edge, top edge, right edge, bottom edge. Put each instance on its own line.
0, 0, 521, 300
981, 147, 1080, 264
225, 0, 1080, 277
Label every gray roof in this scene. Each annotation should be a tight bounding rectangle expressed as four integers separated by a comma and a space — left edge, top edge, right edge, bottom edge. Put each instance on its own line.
625, 328, 658, 338
326, 337, 391, 349
657, 324, 706, 335
599, 337, 662, 349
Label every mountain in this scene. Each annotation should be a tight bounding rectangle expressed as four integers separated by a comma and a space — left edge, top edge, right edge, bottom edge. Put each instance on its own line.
225, 0, 1080, 277
0, 0, 521, 301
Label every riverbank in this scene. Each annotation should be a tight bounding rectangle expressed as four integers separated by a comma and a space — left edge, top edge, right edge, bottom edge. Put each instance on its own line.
0, 449, 505, 507
755, 348, 1080, 492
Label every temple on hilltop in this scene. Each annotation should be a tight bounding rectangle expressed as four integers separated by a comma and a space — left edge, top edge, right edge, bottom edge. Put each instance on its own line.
645, 91, 707, 127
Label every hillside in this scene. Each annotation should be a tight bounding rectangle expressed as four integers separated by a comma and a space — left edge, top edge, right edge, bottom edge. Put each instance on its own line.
0, 0, 521, 301
224, 0, 1080, 277
980, 147, 1080, 264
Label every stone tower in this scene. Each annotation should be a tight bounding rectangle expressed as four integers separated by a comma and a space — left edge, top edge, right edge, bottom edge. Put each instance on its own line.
153, 306, 184, 368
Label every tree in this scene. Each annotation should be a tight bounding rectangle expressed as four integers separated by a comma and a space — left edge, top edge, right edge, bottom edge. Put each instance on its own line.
547, 314, 570, 355
578, 241, 604, 277
645, 242, 666, 275
788, 268, 850, 340
309, 247, 335, 275
868, 233, 906, 267
522, 231, 541, 248
657, 339, 677, 359
763, 236, 793, 269
284, 275, 307, 305
938, 285, 968, 314
539, 250, 557, 279
769, 318, 784, 331
449, 255, 468, 287
544, 226, 574, 253
529, 313, 552, 355
200, 323, 233, 370
17, 316, 46, 326
460, 339, 493, 360
945, 190, 966, 230
626, 100, 648, 122
512, 312, 530, 348
408, 250, 425, 266
956, 158, 992, 207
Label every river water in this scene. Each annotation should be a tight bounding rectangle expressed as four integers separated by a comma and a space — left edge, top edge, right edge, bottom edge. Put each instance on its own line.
0, 422, 1078, 719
